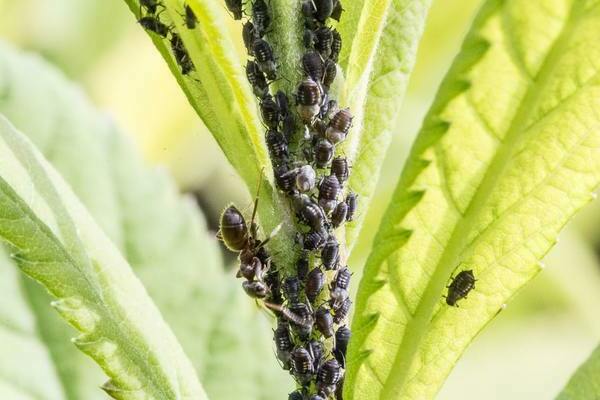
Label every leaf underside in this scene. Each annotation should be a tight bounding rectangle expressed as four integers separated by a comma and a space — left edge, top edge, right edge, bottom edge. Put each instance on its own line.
346, 0, 600, 399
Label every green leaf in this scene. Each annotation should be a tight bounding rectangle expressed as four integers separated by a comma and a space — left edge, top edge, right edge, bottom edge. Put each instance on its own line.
121, 0, 298, 272
0, 113, 207, 399
337, 0, 433, 253
557, 343, 600, 399
121, 0, 267, 191
346, 0, 600, 399
0, 42, 290, 400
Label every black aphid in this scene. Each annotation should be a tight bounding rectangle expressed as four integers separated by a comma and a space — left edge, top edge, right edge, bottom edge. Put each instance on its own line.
323, 59, 337, 89
315, 139, 334, 168
296, 78, 322, 123
314, 27, 333, 58
274, 319, 293, 369
303, 51, 325, 82
317, 359, 341, 387
332, 296, 351, 323
264, 268, 283, 305
331, 157, 349, 185
297, 252, 310, 281
291, 347, 314, 384
306, 267, 325, 303
303, 230, 327, 251
266, 130, 288, 163
170, 33, 195, 74
327, 108, 352, 143
318, 175, 341, 213
253, 39, 277, 80
314, 0, 334, 22
334, 325, 351, 367
140, 0, 161, 14
225, 0, 243, 19
315, 306, 334, 338
332, 266, 351, 290
296, 196, 327, 231
253, 0, 271, 35
183, 4, 198, 29
321, 236, 340, 270
283, 276, 301, 303
246, 60, 269, 98
301, 0, 315, 17
289, 391, 305, 400
261, 96, 281, 129
308, 340, 325, 370
304, 29, 316, 48
242, 21, 257, 55
345, 192, 358, 221
446, 270, 476, 306
331, 29, 342, 60
275, 166, 296, 194
331, 201, 348, 228
331, 0, 344, 21
138, 15, 170, 37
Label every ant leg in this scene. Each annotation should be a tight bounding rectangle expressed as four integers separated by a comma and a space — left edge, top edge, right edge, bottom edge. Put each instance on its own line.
249, 167, 265, 235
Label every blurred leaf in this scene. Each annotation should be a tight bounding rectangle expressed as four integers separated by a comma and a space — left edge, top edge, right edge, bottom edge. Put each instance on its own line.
0, 42, 289, 400
346, 1, 600, 399
337, 0, 433, 253
557, 343, 600, 399
0, 113, 207, 399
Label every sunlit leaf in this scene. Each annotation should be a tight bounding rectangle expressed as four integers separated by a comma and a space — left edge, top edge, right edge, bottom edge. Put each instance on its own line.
556, 343, 600, 399
346, 1, 600, 398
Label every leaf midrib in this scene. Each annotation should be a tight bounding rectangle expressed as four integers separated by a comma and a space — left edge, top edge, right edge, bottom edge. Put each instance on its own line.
379, 2, 585, 398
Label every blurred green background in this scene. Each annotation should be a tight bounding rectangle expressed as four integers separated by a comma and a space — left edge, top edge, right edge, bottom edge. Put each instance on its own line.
1, 0, 599, 398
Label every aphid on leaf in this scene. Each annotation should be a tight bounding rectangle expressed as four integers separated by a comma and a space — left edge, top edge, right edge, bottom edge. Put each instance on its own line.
242, 21, 257, 55
332, 296, 351, 323
225, 0, 243, 19
331, 0, 343, 21
331, 29, 342, 60
345, 192, 358, 221
334, 325, 351, 367
266, 130, 288, 164
321, 236, 340, 270
283, 276, 301, 303
246, 60, 269, 98
314, 0, 334, 22
295, 195, 327, 232
274, 318, 293, 369
170, 33, 195, 74
304, 29, 316, 48
332, 266, 351, 291
318, 174, 340, 213
261, 96, 281, 129
289, 391, 305, 400
331, 157, 349, 184
140, 0, 162, 14
253, 0, 271, 35
314, 27, 333, 58
315, 306, 334, 338
297, 252, 310, 281
303, 51, 324, 81
331, 201, 348, 228
306, 267, 325, 303
317, 359, 341, 387
301, 0, 315, 17
253, 39, 277, 80
138, 15, 170, 37
323, 59, 337, 89
308, 340, 325, 370
182, 4, 198, 29
303, 230, 327, 251
326, 108, 352, 144
314, 139, 334, 168
275, 165, 296, 194
291, 347, 314, 384
446, 270, 476, 306
296, 78, 322, 123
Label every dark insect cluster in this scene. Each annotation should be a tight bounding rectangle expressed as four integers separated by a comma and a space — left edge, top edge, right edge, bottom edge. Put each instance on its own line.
219, 0, 355, 398
136, 0, 198, 75
446, 270, 476, 306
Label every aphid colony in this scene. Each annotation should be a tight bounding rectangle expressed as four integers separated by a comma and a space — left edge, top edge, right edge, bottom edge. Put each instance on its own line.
220, 0, 352, 398
137, 0, 197, 75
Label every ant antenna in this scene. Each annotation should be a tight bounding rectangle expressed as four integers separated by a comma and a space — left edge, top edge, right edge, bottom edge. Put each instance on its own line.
250, 167, 265, 229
